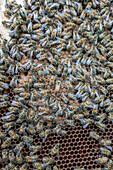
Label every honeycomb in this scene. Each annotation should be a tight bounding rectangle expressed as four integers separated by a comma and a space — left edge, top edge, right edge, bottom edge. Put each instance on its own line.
0, 0, 113, 170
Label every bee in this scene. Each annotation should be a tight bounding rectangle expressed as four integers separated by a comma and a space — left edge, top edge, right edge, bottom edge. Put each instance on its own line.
79, 118, 94, 128
65, 81, 73, 90
25, 155, 38, 163
53, 166, 58, 170
35, 120, 44, 133
50, 76, 56, 86
105, 159, 113, 170
106, 78, 113, 84
105, 104, 113, 112
108, 113, 113, 123
34, 83, 46, 88
96, 157, 108, 164
64, 108, 74, 118
14, 87, 25, 93
39, 129, 51, 142
0, 101, 9, 108
72, 114, 84, 120
26, 124, 36, 135
67, 93, 77, 100
16, 152, 23, 164
64, 119, 75, 127
50, 144, 59, 156
95, 113, 106, 121
55, 79, 61, 93
42, 157, 55, 165
94, 95, 105, 104
20, 92, 30, 99
19, 122, 27, 134
21, 136, 33, 144
9, 150, 15, 163
5, 163, 15, 170
29, 145, 42, 156
1, 114, 16, 122
20, 163, 29, 170
94, 121, 106, 132
1, 137, 12, 148
0, 74, 8, 82
107, 49, 113, 58
90, 131, 101, 141
8, 130, 19, 139
60, 93, 69, 104
100, 147, 111, 156
14, 142, 25, 155
27, 109, 35, 122
0, 131, 6, 139
2, 149, 8, 162
3, 122, 16, 132
33, 162, 47, 169
43, 115, 58, 124
99, 139, 112, 151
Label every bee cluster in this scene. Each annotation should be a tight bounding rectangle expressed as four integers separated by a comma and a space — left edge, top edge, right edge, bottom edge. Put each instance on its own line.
0, 0, 113, 169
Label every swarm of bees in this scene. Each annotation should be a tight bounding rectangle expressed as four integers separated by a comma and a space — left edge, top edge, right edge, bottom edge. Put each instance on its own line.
0, 0, 113, 169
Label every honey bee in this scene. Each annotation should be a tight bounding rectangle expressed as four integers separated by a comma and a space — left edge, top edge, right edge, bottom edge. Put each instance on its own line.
105, 159, 113, 170
35, 120, 44, 133
105, 103, 113, 112
9, 150, 15, 163
29, 145, 42, 156
53, 124, 61, 135
16, 152, 23, 164
43, 115, 58, 124
64, 119, 75, 127
0, 131, 6, 139
55, 79, 61, 93
108, 113, 113, 123
53, 166, 58, 170
20, 163, 29, 170
60, 93, 69, 104
14, 142, 25, 155
95, 113, 106, 121
79, 118, 94, 128
42, 157, 55, 165
1, 137, 12, 148
25, 155, 38, 163
99, 139, 112, 151
96, 157, 108, 164
50, 76, 56, 86
8, 130, 19, 139
3, 122, 16, 133
94, 121, 106, 132
72, 114, 84, 120
39, 129, 51, 142
2, 149, 8, 162
32, 162, 47, 169
90, 131, 101, 141
50, 144, 59, 156
106, 78, 113, 84
14, 87, 25, 93
1, 114, 16, 122
26, 124, 36, 135
100, 147, 111, 156
19, 122, 27, 134
21, 136, 33, 144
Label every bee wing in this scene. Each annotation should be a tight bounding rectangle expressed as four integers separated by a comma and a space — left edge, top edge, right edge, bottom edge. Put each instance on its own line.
105, 145, 112, 151
83, 123, 89, 129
